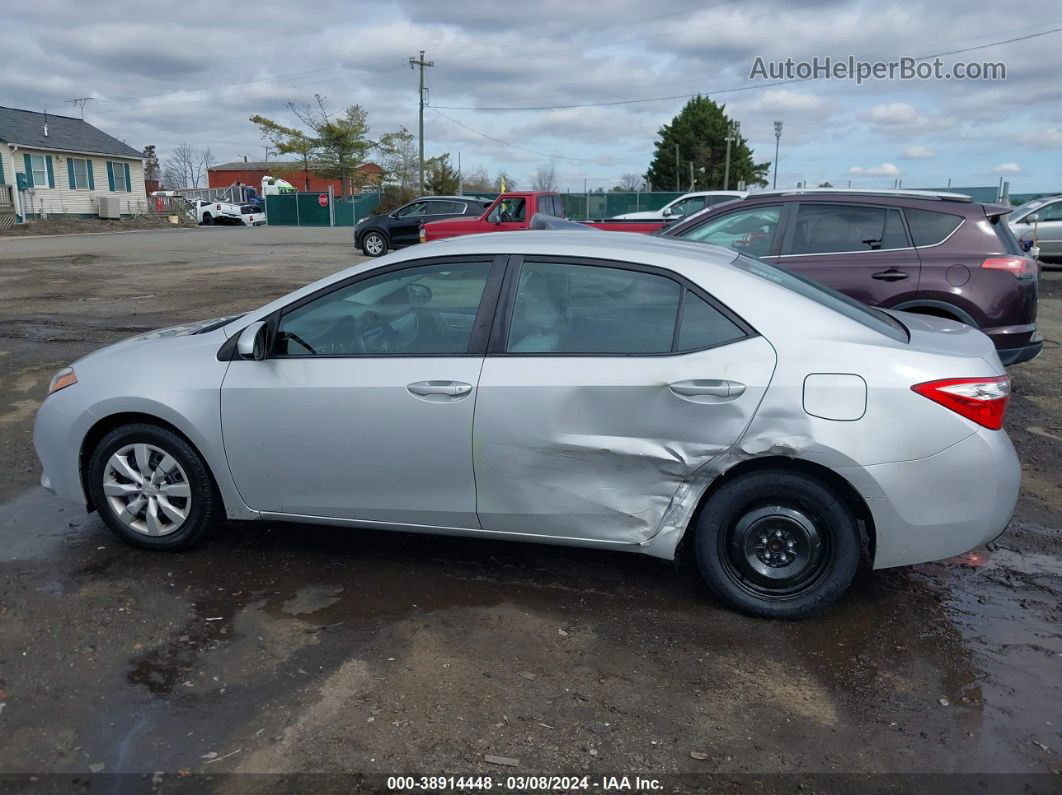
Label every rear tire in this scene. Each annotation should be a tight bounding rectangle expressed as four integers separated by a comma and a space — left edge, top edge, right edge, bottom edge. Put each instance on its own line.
362, 231, 387, 257
694, 470, 860, 619
87, 423, 218, 551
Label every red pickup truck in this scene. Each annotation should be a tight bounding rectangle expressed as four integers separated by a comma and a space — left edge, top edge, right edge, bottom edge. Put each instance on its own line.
420, 191, 665, 242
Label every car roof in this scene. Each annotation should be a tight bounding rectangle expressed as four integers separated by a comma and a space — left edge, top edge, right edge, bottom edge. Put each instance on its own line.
675, 191, 748, 198
399, 229, 739, 264
412, 195, 486, 202
752, 188, 973, 203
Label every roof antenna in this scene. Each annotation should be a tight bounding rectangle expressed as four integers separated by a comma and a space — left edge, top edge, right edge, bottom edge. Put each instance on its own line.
42, 108, 49, 137
65, 97, 94, 119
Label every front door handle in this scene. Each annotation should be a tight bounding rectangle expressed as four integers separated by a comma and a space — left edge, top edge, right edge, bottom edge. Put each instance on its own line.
871, 269, 909, 282
669, 379, 746, 401
406, 380, 473, 399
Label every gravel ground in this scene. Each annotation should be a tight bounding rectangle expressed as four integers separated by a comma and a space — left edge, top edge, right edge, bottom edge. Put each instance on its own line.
0, 227, 1058, 792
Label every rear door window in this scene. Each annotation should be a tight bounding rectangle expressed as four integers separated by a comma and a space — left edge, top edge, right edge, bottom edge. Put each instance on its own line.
505, 261, 748, 355
508, 262, 679, 354
786, 203, 909, 254
904, 208, 964, 247
431, 201, 465, 214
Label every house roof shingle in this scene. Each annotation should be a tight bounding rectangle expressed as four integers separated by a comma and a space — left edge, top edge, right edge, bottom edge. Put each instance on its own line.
0, 106, 141, 158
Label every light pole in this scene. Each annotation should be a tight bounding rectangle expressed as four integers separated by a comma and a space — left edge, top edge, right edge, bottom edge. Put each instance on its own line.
723, 120, 740, 190
773, 120, 783, 189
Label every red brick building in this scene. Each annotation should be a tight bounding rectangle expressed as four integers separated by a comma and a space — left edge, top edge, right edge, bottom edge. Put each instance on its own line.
207, 160, 383, 194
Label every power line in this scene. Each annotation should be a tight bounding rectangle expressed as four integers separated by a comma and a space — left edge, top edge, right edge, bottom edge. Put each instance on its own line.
428, 107, 649, 164
89, 0, 733, 114
432, 26, 1062, 112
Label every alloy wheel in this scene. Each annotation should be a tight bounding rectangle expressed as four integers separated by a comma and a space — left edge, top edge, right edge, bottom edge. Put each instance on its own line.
103, 443, 191, 536
364, 233, 385, 256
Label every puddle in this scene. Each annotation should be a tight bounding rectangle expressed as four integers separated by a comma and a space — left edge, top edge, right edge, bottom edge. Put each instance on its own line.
0, 487, 99, 561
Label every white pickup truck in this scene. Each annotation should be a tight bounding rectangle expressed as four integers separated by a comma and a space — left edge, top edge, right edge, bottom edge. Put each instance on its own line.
193, 200, 266, 226
613, 191, 747, 221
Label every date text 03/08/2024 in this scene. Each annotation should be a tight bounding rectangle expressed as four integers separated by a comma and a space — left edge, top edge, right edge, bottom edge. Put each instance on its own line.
386, 775, 663, 791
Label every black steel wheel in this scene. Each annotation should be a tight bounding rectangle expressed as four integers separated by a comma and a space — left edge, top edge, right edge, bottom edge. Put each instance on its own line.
694, 469, 861, 619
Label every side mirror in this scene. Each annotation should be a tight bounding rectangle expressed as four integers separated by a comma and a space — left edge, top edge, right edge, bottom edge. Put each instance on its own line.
487, 207, 501, 224
662, 207, 673, 217
1027, 213, 1040, 224
237, 321, 268, 361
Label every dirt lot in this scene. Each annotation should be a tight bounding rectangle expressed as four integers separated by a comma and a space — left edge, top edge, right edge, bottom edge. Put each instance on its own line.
0, 227, 1059, 790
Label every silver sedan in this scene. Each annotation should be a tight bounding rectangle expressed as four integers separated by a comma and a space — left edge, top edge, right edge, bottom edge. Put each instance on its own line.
33, 231, 1019, 618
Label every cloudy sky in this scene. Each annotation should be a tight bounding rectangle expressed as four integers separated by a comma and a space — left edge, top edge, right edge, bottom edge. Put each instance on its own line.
3, 0, 1061, 192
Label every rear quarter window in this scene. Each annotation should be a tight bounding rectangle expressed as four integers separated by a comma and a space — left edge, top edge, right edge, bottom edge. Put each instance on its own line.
904, 208, 963, 247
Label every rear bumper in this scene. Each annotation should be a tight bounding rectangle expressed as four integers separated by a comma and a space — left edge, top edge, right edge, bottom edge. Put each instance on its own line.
839, 428, 1020, 569
997, 335, 1043, 366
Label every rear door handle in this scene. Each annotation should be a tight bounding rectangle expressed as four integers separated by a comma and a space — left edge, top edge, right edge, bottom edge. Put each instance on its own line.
871, 269, 909, 282
406, 380, 473, 399
669, 379, 746, 401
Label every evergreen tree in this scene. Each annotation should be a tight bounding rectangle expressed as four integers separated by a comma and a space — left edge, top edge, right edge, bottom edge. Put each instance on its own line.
645, 96, 769, 191
425, 154, 460, 195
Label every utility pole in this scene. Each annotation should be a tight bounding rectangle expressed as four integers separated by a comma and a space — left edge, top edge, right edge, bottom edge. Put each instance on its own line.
723, 120, 740, 190
773, 121, 783, 189
689, 162, 694, 191
409, 50, 434, 194
674, 144, 679, 192
65, 97, 94, 119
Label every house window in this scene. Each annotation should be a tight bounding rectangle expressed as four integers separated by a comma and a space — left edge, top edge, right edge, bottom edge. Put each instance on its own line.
29, 155, 48, 187
71, 159, 90, 189
112, 163, 128, 191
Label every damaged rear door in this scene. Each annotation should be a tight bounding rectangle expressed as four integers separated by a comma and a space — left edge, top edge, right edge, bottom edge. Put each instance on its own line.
473, 256, 777, 544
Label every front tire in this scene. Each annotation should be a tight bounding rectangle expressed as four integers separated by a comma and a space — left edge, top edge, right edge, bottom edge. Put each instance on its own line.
87, 423, 218, 551
201, 212, 214, 226
362, 231, 387, 257
694, 470, 860, 619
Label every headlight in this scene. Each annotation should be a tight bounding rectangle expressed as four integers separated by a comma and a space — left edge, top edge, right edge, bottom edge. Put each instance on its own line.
48, 367, 78, 395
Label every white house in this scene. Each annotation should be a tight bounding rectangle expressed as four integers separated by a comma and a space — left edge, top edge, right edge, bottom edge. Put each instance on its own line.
0, 106, 146, 221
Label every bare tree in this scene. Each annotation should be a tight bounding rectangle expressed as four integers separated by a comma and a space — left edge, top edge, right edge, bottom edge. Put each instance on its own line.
462, 166, 491, 192
532, 162, 557, 192
614, 172, 646, 191
378, 127, 418, 191
161, 143, 215, 189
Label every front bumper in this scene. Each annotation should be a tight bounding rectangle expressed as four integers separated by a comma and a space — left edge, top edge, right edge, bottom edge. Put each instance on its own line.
33, 386, 94, 508
839, 428, 1020, 570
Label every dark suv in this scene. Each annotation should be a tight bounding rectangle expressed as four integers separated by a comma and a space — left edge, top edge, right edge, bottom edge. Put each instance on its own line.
355, 196, 492, 257
663, 189, 1041, 365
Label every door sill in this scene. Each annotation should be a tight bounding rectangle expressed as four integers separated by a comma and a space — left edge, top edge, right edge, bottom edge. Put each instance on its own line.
258, 511, 645, 552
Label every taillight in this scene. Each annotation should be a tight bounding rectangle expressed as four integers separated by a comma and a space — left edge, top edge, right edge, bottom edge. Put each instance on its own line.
982, 256, 1036, 278
911, 376, 1010, 430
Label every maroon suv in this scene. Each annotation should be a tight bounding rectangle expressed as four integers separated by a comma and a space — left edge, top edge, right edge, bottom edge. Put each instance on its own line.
662, 189, 1041, 365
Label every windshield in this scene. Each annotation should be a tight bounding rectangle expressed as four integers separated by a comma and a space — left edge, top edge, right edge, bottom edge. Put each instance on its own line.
729, 254, 909, 343
1009, 199, 1050, 218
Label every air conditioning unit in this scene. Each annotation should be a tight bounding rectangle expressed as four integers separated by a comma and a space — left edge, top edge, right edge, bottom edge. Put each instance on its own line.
98, 196, 121, 219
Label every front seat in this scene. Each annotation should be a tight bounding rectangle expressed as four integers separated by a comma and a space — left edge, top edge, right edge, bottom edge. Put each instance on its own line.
509, 274, 566, 352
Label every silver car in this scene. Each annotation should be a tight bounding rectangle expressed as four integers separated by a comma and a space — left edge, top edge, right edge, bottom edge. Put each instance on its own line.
1008, 195, 1062, 259
33, 232, 1019, 619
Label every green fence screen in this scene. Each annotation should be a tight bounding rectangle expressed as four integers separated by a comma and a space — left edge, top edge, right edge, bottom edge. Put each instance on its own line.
266, 191, 687, 226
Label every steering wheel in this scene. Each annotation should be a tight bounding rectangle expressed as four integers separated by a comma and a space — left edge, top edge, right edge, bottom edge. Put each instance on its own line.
360, 311, 399, 354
